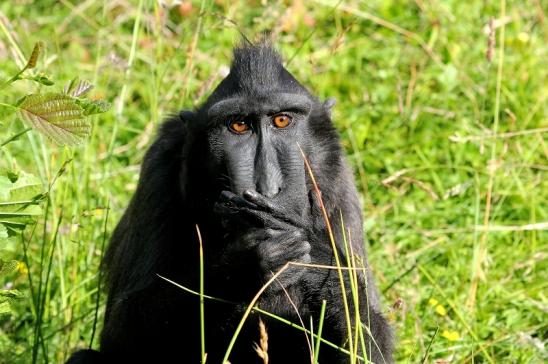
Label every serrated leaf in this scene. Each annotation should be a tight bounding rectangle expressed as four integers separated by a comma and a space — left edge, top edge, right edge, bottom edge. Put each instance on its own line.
0, 289, 23, 299
64, 78, 93, 97
0, 260, 18, 276
0, 300, 11, 315
0, 170, 41, 201
18, 93, 90, 145
76, 99, 111, 116
0, 170, 44, 234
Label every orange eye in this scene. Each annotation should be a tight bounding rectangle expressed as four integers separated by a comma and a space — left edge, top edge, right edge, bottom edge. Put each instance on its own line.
228, 120, 249, 134
273, 114, 292, 128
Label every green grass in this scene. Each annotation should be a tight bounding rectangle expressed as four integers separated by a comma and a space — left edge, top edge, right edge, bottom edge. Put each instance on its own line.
0, 0, 546, 363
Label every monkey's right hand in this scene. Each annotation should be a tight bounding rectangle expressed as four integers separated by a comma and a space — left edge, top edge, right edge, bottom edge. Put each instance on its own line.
215, 190, 312, 290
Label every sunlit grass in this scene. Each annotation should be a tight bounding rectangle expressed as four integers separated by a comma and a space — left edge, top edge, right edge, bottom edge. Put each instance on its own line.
0, 0, 546, 363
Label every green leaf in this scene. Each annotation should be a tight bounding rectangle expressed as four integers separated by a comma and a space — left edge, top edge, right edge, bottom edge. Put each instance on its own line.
76, 99, 111, 116
0, 170, 44, 235
0, 260, 18, 277
27, 74, 55, 86
6, 171, 18, 183
0, 300, 11, 315
0, 290, 23, 299
0, 289, 23, 316
18, 93, 90, 145
64, 78, 93, 97
0, 225, 7, 241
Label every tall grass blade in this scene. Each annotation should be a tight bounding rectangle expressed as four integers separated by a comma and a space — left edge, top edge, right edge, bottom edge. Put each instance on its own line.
196, 224, 206, 363
313, 300, 327, 363
298, 144, 356, 361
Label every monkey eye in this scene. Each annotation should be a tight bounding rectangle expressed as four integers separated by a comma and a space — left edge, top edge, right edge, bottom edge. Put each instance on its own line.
228, 120, 250, 134
272, 114, 292, 129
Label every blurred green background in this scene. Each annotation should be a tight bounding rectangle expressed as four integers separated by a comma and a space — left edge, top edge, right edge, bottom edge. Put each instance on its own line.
0, 0, 546, 363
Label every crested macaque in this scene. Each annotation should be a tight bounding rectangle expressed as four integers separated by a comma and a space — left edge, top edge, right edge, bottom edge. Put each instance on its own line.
67, 43, 393, 364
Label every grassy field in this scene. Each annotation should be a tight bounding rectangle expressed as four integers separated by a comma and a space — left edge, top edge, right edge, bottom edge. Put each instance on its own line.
0, 0, 546, 363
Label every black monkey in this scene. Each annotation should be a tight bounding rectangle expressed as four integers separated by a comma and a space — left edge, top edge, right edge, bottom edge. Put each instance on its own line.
67, 43, 393, 363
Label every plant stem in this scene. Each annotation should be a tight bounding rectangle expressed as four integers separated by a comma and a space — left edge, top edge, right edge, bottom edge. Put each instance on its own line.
0, 102, 19, 110
0, 67, 26, 90
1, 127, 32, 147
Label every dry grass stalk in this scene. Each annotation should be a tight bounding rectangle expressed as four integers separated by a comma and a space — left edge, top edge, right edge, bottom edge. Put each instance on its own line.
253, 318, 269, 364
486, 17, 495, 62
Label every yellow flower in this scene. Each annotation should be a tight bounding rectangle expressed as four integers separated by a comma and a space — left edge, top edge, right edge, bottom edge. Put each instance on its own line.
429, 298, 447, 315
442, 330, 460, 341
435, 304, 447, 316
17, 262, 29, 275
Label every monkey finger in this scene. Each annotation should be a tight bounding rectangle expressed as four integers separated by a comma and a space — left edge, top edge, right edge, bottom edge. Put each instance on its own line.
243, 190, 305, 228
213, 202, 258, 231
213, 200, 239, 216
219, 190, 259, 210
242, 190, 277, 212
239, 207, 294, 230
231, 229, 275, 250
215, 196, 287, 230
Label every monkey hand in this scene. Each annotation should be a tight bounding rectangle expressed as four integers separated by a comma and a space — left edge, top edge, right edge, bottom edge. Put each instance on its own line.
215, 190, 312, 290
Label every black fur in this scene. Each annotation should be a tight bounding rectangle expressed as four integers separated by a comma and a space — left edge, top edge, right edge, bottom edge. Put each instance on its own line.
67, 43, 393, 363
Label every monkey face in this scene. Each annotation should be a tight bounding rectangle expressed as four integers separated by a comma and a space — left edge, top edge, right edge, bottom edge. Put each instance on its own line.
205, 92, 312, 211
181, 44, 337, 227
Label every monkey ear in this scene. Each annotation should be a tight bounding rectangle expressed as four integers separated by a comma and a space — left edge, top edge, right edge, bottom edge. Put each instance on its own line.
322, 98, 336, 118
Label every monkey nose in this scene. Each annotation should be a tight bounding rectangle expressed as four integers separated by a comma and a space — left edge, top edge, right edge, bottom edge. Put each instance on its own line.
254, 160, 283, 198
256, 183, 281, 198
256, 187, 281, 198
